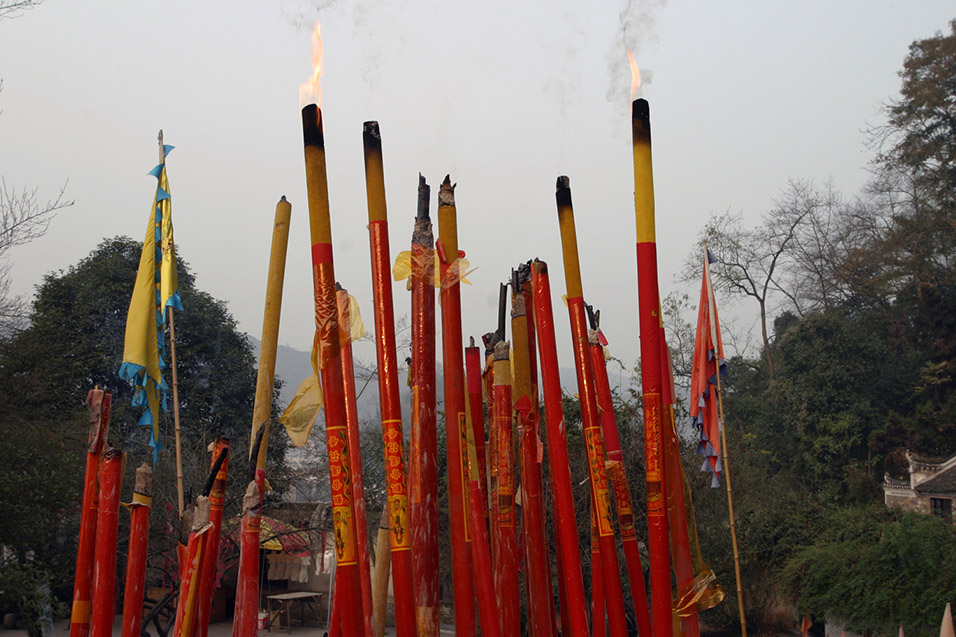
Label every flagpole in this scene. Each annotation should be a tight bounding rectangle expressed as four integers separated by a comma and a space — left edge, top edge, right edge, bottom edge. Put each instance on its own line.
158, 130, 185, 516
703, 241, 747, 636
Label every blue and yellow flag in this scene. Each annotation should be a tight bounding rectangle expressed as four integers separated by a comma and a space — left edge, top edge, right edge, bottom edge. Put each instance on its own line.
119, 143, 183, 461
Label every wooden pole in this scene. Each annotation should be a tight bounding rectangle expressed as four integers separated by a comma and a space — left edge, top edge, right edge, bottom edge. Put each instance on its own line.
436, 175, 476, 636
120, 464, 153, 637
529, 261, 589, 637
89, 447, 123, 637
71, 389, 111, 637
705, 243, 747, 635
301, 103, 364, 636
157, 132, 186, 517
491, 342, 519, 636
511, 278, 553, 637
362, 122, 416, 637
371, 507, 392, 637
336, 286, 374, 637
408, 175, 439, 636
631, 98, 673, 635
554, 177, 628, 637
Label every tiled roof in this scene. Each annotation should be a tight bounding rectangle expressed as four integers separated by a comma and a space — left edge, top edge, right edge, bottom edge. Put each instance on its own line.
915, 463, 956, 494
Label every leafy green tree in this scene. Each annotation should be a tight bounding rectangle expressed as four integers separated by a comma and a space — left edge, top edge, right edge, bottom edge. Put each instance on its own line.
786, 506, 956, 636
0, 236, 288, 602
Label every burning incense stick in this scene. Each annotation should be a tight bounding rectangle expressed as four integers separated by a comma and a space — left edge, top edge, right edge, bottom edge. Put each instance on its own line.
408, 175, 439, 636
301, 103, 363, 636
336, 285, 374, 636
90, 447, 123, 637
632, 92, 673, 636
511, 274, 554, 637
120, 463, 152, 637
554, 176, 628, 637
361, 122, 416, 637
436, 175, 476, 636
491, 341, 519, 636
71, 389, 111, 637
529, 261, 589, 637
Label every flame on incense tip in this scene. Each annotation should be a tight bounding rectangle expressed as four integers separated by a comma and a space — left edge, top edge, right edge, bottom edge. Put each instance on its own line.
627, 49, 641, 100
299, 20, 323, 108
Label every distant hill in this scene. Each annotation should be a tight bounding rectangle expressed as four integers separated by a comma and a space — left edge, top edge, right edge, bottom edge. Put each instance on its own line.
249, 335, 602, 422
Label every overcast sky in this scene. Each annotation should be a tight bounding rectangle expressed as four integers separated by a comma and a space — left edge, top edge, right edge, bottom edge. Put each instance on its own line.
1, 1, 953, 386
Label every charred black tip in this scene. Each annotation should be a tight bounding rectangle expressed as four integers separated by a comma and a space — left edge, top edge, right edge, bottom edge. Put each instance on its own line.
301, 104, 325, 148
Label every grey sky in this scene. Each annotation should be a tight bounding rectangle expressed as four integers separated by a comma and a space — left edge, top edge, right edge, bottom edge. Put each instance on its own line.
1, 1, 952, 377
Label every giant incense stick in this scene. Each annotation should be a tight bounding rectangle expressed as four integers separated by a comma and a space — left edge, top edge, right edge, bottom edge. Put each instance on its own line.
511, 276, 553, 637
408, 175, 439, 636
554, 177, 628, 637
632, 95, 673, 635
89, 447, 122, 637
529, 261, 589, 637
232, 482, 261, 637
120, 464, 153, 637
362, 122, 416, 636
71, 389, 111, 637
174, 498, 211, 637
590, 501, 605, 637
464, 341, 489, 525
586, 311, 652, 636
660, 330, 701, 637
491, 342, 519, 636
302, 103, 364, 636
234, 195, 291, 637
436, 176, 476, 636
464, 394, 501, 637
196, 440, 230, 637
336, 285, 374, 636
251, 196, 291, 471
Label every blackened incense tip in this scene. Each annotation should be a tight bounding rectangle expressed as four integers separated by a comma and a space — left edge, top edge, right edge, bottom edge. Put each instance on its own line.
363, 121, 382, 154
417, 174, 431, 221
363, 120, 381, 140
301, 104, 325, 148
439, 175, 456, 207
555, 176, 572, 207
280, 195, 287, 202
632, 99, 651, 136
532, 258, 548, 275
335, 281, 346, 293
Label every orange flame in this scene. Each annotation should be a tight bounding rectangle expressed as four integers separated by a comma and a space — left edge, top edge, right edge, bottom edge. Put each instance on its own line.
627, 49, 641, 100
299, 20, 323, 108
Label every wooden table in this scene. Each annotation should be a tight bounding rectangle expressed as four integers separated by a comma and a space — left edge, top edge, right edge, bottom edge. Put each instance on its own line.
266, 591, 324, 632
